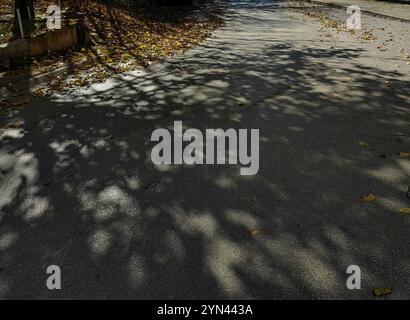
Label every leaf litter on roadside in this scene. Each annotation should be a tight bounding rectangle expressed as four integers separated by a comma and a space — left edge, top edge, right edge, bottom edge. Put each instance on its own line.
0, 0, 225, 96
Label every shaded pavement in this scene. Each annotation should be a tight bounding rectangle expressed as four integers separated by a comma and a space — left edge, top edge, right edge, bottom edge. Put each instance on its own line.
1, 0, 410, 299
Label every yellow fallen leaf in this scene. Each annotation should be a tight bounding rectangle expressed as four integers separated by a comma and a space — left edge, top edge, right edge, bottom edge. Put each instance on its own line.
399, 208, 410, 214
373, 288, 392, 298
361, 194, 376, 203
399, 152, 410, 158
358, 141, 369, 148
33, 88, 47, 97
249, 229, 262, 236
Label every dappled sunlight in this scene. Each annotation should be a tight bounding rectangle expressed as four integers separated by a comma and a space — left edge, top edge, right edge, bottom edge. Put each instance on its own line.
89, 229, 114, 257
128, 254, 147, 290
0, 151, 46, 221
365, 161, 410, 186
0, 231, 18, 251
21, 195, 50, 222
206, 236, 246, 298
377, 196, 410, 213
0, 0, 410, 299
94, 185, 141, 221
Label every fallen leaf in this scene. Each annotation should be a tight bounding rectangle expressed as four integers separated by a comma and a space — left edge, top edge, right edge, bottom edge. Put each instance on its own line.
361, 194, 376, 203
399, 152, 410, 158
373, 288, 393, 298
33, 88, 47, 97
399, 208, 410, 214
249, 229, 262, 236
250, 196, 257, 203
358, 141, 369, 148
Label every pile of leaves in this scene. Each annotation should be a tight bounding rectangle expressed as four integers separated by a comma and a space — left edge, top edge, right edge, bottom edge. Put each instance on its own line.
0, 0, 224, 96
0, 0, 12, 15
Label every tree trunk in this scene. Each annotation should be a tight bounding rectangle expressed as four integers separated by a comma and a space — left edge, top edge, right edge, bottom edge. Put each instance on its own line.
14, 0, 35, 37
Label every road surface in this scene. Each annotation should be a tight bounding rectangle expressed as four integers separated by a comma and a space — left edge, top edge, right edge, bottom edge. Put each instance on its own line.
1, 0, 410, 299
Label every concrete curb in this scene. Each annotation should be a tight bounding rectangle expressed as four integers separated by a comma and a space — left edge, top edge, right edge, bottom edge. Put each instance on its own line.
0, 24, 90, 61
305, 0, 410, 23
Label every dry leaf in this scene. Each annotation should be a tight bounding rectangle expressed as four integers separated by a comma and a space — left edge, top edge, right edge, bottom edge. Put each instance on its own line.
358, 141, 369, 148
33, 88, 47, 97
399, 152, 410, 158
249, 229, 262, 236
373, 288, 393, 298
399, 208, 410, 214
250, 196, 257, 203
361, 194, 376, 203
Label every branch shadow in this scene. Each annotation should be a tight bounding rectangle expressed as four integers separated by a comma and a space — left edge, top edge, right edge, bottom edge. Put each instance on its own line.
1, 2, 410, 299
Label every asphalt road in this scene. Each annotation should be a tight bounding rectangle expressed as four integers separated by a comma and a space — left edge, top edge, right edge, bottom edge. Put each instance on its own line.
1, 0, 410, 299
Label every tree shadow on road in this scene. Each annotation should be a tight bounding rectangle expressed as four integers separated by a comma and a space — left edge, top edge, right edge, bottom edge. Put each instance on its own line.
1, 10, 410, 299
